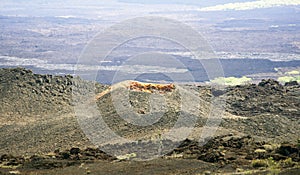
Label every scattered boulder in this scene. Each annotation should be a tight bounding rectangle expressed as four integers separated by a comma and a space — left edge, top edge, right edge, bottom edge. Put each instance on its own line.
285, 81, 299, 86
276, 144, 299, 161
70, 148, 80, 155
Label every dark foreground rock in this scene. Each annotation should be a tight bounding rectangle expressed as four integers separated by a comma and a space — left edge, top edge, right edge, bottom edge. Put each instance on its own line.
0, 135, 299, 174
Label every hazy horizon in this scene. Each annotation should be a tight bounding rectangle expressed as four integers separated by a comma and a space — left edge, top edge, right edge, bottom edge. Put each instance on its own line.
0, 0, 299, 83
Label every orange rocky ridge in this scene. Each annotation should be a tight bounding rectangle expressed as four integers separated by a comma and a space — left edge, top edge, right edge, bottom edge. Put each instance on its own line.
95, 81, 175, 100
129, 81, 175, 93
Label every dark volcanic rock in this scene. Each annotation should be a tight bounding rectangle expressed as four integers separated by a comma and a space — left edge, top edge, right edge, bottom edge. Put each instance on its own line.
225, 79, 299, 117
285, 81, 299, 86
0, 67, 73, 116
70, 148, 80, 155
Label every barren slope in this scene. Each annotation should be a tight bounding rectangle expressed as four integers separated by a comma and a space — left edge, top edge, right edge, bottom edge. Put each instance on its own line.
0, 68, 299, 174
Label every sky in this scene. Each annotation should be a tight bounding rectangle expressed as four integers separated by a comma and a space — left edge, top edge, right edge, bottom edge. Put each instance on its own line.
116, 0, 256, 6
0, 0, 299, 20
199, 0, 300, 11
1, 0, 300, 11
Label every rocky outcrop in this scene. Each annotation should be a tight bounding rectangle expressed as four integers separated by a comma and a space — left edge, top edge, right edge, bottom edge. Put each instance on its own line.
225, 79, 300, 118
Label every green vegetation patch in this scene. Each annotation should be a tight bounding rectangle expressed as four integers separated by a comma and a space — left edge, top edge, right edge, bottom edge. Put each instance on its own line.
286, 70, 300, 75
278, 76, 300, 83
210, 76, 252, 86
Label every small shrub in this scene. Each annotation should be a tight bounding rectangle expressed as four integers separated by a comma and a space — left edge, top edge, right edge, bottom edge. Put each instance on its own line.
252, 159, 268, 168
266, 157, 278, 168
266, 157, 280, 175
116, 153, 136, 160
280, 158, 296, 168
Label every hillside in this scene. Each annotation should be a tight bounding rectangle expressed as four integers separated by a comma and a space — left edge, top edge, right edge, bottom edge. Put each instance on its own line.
0, 68, 299, 174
